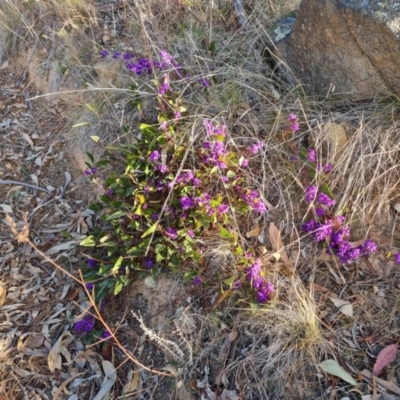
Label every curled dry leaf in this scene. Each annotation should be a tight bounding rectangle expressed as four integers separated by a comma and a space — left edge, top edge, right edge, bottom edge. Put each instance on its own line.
269, 222, 291, 267
246, 225, 261, 238
373, 343, 398, 376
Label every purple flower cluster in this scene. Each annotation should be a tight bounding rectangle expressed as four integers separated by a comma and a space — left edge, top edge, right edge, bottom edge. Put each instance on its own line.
249, 142, 264, 155
74, 315, 95, 335
84, 167, 98, 176
164, 227, 178, 240
180, 196, 195, 210
237, 188, 268, 213
302, 214, 377, 263
149, 150, 160, 162
87, 258, 97, 268
145, 258, 155, 269
395, 254, 400, 264
245, 260, 274, 303
158, 74, 170, 95
305, 185, 335, 209
176, 171, 201, 187
288, 113, 299, 132
193, 275, 202, 286
202, 139, 228, 169
204, 119, 227, 137
307, 149, 316, 163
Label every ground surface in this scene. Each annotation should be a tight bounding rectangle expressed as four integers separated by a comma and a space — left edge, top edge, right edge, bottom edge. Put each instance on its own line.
0, 1, 400, 399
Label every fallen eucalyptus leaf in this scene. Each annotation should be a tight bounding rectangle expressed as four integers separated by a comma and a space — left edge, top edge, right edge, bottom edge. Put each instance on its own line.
319, 359, 357, 386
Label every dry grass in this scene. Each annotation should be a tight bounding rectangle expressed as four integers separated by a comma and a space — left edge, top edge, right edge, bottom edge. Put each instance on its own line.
1, 0, 400, 399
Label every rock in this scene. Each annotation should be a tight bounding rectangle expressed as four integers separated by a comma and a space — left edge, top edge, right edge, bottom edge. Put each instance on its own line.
272, 0, 400, 99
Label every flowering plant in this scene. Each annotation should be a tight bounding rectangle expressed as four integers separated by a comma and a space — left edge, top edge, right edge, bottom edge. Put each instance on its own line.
80, 50, 273, 314
297, 147, 377, 262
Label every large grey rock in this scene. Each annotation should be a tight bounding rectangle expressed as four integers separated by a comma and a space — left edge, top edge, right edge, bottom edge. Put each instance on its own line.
273, 0, 400, 98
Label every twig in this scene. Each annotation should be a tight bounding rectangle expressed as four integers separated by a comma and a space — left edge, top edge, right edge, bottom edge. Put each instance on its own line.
232, 0, 248, 29
0, 179, 49, 193
361, 369, 400, 395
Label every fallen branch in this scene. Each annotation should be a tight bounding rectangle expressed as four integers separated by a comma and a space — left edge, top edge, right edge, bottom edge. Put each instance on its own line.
0, 179, 49, 193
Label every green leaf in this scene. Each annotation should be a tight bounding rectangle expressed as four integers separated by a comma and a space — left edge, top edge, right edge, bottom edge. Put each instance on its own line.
112, 256, 124, 272
209, 40, 216, 54
114, 280, 124, 295
80, 236, 96, 247
318, 360, 357, 386
144, 276, 156, 288
86, 152, 94, 163
105, 211, 126, 221
321, 183, 333, 199
224, 276, 236, 286
139, 123, 158, 135
141, 223, 158, 238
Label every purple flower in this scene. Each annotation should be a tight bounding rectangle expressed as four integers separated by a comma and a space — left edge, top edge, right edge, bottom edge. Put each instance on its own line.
241, 159, 249, 167
362, 239, 377, 253
158, 74, 170, 95
192, 177, 202, 187
288, 113, 297, 122
291, 123, 300, 132
218, 204, 229, 214
101, 49, 109, 58
91, 167, 98, 175
257, 290, 269, 303
249, 142, 264, 154
187, 230, 195, 238
193, 276, 202, 286
246, 259, 261, 281
174, 110, 182, 119
336, 215, 346, 225
324, 164, 333, 173
160, 121, 168, 131
305, 185, 318, 203
160, 50, 174, 65
221, 176, 229, 183
85, 283, 94, 291
84, 169, 91, 176
252, 200, 267, 213
307, 149, 316, 162
123, 52, 135, 60
180, 196, 194, 210
151, 213, 159, 221
157, 164, 168, 173
149, 150, 160, 162
165, 227, 178, 240
317, 193, 336, 208
87, 259, 97, 268
331, 227, 350, 245
102, 331, 112, 339
145, 258, 155, 269
216, 161, 227, 169
316, 207, 325, 218
199, 78, 210, 88
302, 219, 318, 233
106, 189, 113, 196
395, 254, 400, 264
313, 221, 333, 241
74, 315, 95, 335
347, 247, 361, 261
257, 281, 274, 304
